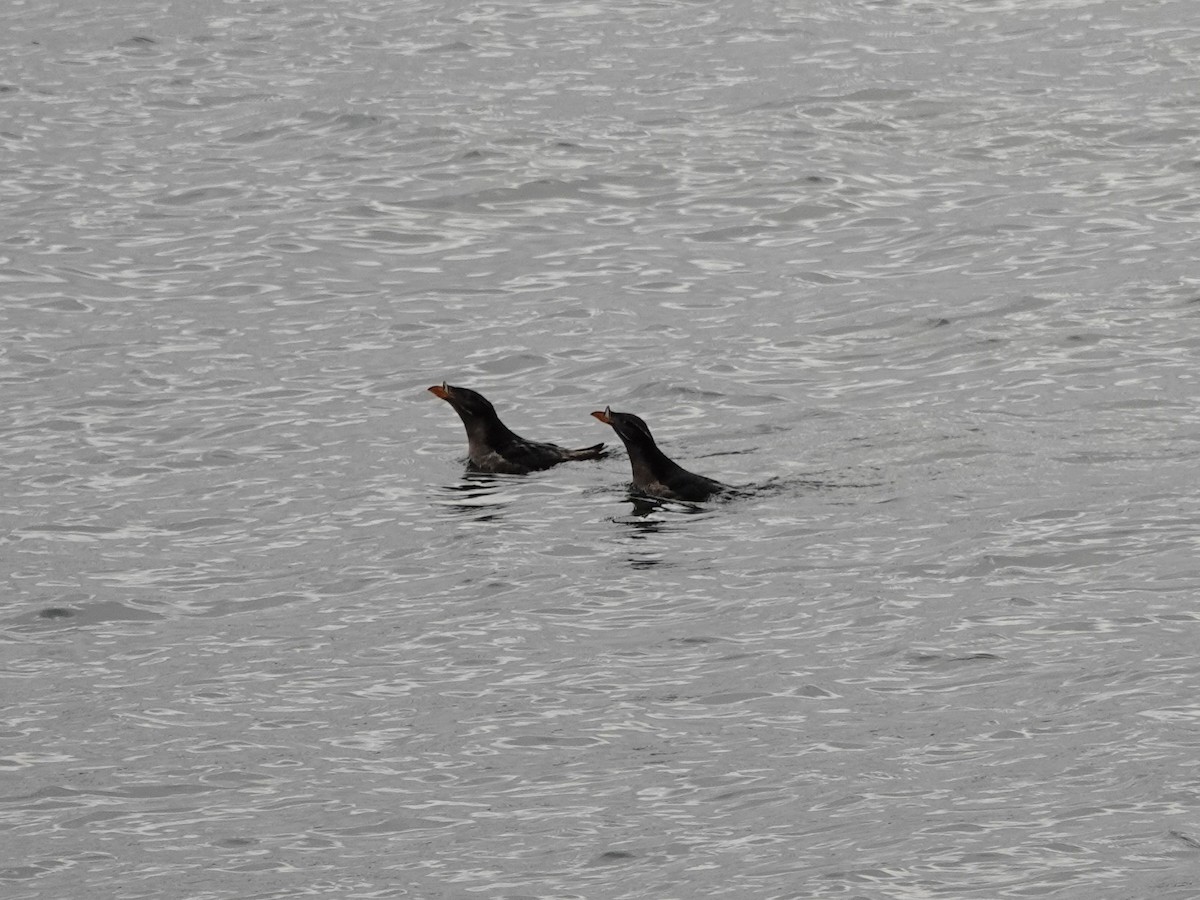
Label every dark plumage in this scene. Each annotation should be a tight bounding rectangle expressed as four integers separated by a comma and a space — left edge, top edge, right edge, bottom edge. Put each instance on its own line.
591, 407, 728, 502
429, 383, 606, 474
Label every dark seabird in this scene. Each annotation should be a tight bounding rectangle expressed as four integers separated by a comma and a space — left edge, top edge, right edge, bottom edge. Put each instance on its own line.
429, 383, 606, 474
591, 406, 728, 502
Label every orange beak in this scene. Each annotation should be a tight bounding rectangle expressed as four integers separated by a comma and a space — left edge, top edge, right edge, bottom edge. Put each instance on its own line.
428, 383, 450, 400
591, 407, 613, 424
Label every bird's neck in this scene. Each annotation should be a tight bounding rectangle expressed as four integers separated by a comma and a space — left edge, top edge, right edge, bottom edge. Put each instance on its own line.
627, 440, 679, 482
460, 412, 519, 450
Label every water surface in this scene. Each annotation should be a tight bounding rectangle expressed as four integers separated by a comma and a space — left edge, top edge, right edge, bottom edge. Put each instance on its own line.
4, 1, 1200, 897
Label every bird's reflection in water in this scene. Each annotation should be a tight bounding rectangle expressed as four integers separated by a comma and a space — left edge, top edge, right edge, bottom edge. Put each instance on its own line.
432, 471, 518, 523
628, 495, 665, 519
611, 494, 711, 569
623, 520, 665, 569
621, 493, 715, 519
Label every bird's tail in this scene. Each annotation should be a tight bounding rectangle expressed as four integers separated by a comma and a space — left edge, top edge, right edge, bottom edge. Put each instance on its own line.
566, 442, 607, 461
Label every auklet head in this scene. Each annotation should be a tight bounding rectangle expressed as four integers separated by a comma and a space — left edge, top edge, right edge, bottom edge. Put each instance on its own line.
429, 382, 499, 421
591, 407, 657, 448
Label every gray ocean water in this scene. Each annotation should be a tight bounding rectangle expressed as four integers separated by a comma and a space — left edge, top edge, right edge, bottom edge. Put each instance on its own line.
4, 1, 1200, 897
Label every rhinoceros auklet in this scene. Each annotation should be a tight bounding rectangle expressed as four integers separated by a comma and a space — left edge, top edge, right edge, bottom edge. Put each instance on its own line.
429, 383, 606, 474
591, 406, 728, 502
